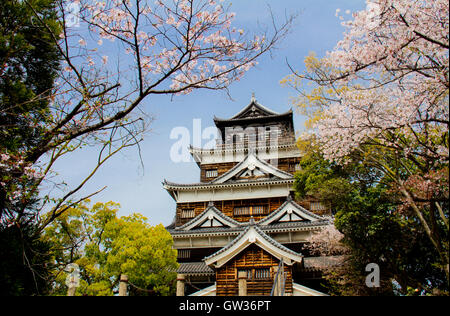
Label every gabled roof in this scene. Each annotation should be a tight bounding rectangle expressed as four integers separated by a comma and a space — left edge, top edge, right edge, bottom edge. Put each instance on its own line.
177, 262, 215, 276
163, 176, 295, 202
257, 196, 325, 226
213, 97, 293, 124
176, 202, 242, 231
211, 153, 293, 184
230, 98, 280, 119
163, 178, 294, 191
169, 218, 329, 237
204, 219, 303, 268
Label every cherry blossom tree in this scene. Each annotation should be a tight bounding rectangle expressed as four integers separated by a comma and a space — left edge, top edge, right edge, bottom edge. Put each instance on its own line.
284, 0, 449, 283
1, 0, 294, 233
305, 221, 349, 257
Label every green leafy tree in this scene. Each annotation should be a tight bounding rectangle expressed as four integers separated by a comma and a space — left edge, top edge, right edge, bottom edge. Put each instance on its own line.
0, 0, 60, 153
0, 224, 53, 295
2, 0, 292, 293
294, 151, 448, 295
43, 201, 178, 296
284, 0, 449, 283
0, 0, 61, 296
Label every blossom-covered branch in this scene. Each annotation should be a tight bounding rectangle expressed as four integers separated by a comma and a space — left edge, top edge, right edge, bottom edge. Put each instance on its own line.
1, 0, 294, 231
284, 0, 448, 283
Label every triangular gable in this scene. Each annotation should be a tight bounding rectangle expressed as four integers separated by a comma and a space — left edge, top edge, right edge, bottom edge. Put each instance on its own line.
211, 153, 293, 184
257, 197, 325, 226
204, 222, 303, 268
176, 203, 241, 231
231, 100, 279, 120
213, 97, 294, 124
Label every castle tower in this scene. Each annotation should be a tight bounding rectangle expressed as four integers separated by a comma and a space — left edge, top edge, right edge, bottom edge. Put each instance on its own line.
164, 96, 331, 296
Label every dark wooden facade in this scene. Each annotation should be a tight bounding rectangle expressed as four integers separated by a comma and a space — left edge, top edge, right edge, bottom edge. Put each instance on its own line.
176, 197, 287, 227
216, 244, 293, 296
214, 109, 295, 146
200, 162, 237, 182
200, 157, 301, 182
168, 100, 331, 296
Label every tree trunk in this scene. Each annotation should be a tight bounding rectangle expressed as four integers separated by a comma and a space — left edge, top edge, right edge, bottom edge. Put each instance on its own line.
399, 185, 449, 285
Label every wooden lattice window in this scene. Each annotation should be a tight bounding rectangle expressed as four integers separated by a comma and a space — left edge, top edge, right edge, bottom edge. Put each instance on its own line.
238, 269, 253, 280
239, 268, 271, 280
233, 206, 267, 216
254, 268, 271, 280
205, 169, 218, 178
178, 249, 191, 259
181, 209, 195, 219
252, 205, 266, 215
234, 206, 250, 216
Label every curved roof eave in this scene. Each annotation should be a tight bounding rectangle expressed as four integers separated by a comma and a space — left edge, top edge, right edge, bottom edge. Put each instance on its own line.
163, 178, 294, 190
203, 222, 303, 268
213, 110, 293, 124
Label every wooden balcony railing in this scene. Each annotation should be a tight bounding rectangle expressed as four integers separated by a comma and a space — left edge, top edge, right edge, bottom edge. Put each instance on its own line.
208, 136, 297, 152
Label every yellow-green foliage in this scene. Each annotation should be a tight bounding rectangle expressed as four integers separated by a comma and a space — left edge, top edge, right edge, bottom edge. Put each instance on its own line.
280, 52, 348, 131
43, 201, 178, 296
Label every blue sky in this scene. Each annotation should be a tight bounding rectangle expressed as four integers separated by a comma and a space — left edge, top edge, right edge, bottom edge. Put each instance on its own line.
52, 0, 367, 226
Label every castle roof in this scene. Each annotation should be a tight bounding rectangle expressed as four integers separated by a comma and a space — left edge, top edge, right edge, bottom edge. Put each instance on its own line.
177, 262, 215, 276
203, 219, 303, 268
211, 152, 293, 184
163, 153, 297, 204
163, 178, 294, 191
175, 202, 242, 231
168, 196, 330, 237
164, 152, 294, 191
257, 196, 324, 225
169, 219, 329, 237
213, 97, 293, 127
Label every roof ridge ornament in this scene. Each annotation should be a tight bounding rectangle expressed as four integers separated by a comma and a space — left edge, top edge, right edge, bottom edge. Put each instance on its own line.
251, 92, 256, 103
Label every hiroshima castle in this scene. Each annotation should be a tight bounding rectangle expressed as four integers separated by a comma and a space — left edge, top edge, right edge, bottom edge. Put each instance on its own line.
164, 96, 335, 296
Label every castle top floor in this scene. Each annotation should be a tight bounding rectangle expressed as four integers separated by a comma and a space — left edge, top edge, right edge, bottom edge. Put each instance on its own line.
213, 96, 295, 146
190, 96, 300, 167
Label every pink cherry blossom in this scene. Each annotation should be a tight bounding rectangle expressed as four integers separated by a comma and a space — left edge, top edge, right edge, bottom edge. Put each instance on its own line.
1, 0, 293, 231
288, 1, 449, 279
303, 0, 449, 164
77, 0, 276, 95
305, 221, 349, 256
